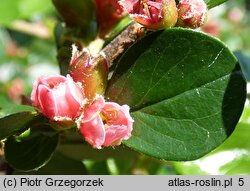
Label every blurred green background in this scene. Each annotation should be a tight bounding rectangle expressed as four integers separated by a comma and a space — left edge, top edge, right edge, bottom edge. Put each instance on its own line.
0, 0, 250, 175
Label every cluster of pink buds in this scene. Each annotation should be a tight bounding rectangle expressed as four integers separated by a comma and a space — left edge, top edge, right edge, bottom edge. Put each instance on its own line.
119, 0, 208, 29
31, 45, 133, 148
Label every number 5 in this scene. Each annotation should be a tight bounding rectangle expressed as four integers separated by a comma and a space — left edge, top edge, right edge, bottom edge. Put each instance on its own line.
238, 178, 244, 186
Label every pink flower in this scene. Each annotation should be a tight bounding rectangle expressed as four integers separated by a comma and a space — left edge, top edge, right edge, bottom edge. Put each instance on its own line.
177, 0, 207, 29
120, 0, 178, 30
31, 74, 85, 123
70, 45, 108, 101
79, 96, 134, 148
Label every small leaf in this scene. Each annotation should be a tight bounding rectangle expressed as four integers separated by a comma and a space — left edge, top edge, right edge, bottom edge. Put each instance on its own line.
175, 0, 228, 9
4, 126, 59, 171
0, 112, 39, 140
204, 0, 228, 9
14, 151, 88, 175
106, 28, 246, 160
0, 95, 35, 118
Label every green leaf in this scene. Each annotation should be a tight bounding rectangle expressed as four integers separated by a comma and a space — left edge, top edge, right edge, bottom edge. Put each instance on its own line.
0, 95, 35, 118
0, 95, 38, 140
173, 121, 250, 174
234, 51, 250, 81
14, 151, 88, 175
204, 0, 228, 9
175, 0, 228, 9
106, 28, 246, 160
4, 126, 59, 171
0, 112, 38, 140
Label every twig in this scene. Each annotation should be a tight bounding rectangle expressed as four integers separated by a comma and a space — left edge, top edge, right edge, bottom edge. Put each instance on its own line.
100, 22, 147, 67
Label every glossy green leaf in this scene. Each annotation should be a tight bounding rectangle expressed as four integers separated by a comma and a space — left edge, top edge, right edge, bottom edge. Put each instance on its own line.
173, 121, 250, 175
0, 112, 39, 140
5, 127, 59, 171
0, 95, 38, 140
106, 28, 246, 160
175, 0, 228, 9
14, 151, 88, 175
204, 0, 228, 9
0, 95, 35, 118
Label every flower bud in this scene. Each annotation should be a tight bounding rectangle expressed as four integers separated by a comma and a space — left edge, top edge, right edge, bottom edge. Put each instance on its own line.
177, 0, 208, 29
95, 0, 125, 38
120, 0, 178, 30
78, 96, 134, 148
69, 45, 108, 101
31, 74, 85, 124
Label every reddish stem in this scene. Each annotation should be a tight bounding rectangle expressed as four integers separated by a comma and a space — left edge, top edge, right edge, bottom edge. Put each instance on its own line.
100, 22, 147, 67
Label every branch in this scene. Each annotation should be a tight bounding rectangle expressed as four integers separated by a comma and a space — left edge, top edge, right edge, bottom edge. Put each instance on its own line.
100, 22, 147, 67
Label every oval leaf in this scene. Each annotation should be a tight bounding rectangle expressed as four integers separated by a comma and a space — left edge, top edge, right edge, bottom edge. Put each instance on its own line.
0, 95, 35, 118
4, 127, 59, 171
14, 152, 88, 175
204, 0, 228, 9
0, 112, 38, 140
175, 0, 228, 9
106, 28, 246, 160
173, 122, 250, 174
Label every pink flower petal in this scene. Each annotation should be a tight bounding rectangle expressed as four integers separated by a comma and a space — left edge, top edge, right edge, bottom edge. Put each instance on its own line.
120, 0, 178, 30
103, 125, 131, 146
102, 102, 133, 127
120, 0, 139, 13
83, 96, 105, 122
78, 96, 134, 148
39, 75, 66, 86
80, 115, 105, 148
31, 74, 85, 123
37, 85, 58, 119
